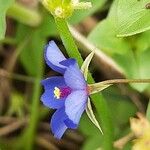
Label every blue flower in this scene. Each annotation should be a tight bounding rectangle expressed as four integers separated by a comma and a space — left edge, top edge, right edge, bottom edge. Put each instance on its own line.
41, 41, 88, 139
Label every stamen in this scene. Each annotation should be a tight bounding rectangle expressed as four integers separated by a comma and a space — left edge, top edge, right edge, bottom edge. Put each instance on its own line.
53, 86, 72, 100
54, 87, 61, 99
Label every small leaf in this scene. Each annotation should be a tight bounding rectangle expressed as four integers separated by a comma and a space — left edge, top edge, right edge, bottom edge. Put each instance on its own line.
81, 51, 95, 80
89, 83, 112, 95
88, 19, 131, 55
86, 98, 103, 134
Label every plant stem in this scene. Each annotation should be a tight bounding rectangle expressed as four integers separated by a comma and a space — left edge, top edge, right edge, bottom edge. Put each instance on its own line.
55, 18, 114, 150
23, 43, 44, 150
7, 2, 41, 27
55, 18, 83, 66
25, 78, 42, 150
90, 79, 150, 88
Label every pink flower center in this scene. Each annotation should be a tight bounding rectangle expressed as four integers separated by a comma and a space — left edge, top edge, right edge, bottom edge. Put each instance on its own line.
54, 86, 72, 99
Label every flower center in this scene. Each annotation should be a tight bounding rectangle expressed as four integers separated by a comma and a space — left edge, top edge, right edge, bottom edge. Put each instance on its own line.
54, 86, 72, 99
54, 7, 64, 17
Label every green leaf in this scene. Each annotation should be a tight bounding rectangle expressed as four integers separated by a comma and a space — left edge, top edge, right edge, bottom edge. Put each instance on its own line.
88, 19, 131, 55
86, 98, 103, 134
79, 113, 101, 136
112, 0, 150, 37
135, 48, 150, 90
16, 24, 45, 76
69, 0, 106, 24
0, 0, 14, 40
82, 135, 102, 150
15, 9, 56, 76
88, 17, 150, 92
136, 30, 150, 52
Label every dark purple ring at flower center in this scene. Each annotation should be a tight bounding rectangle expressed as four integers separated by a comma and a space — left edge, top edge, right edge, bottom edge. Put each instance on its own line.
54, 86, 72, 99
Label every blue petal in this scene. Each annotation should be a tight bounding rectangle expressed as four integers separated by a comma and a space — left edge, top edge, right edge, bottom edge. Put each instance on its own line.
41, 77, 66, 109
50, 107, 68, 139
64, 62, 87, 90
60, 58, 76, 67
65, 90, 88, 125
64, 118, 77, 129
44, 41, 66, 74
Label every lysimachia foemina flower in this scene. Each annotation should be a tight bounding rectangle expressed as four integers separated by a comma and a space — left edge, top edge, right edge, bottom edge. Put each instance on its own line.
41, 41, 89, 139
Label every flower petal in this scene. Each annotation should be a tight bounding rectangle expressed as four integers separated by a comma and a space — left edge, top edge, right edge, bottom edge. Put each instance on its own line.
65, 90, 88, 125
60, 58, 76, 67
63, 61, 87, 90
41, 77, 66, 109
50, 107, 68, 139
44, 41, 66, 74
64, 118, 78, 129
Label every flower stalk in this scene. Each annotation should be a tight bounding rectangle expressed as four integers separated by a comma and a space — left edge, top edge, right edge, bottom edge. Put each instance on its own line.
98, 79, 150, 84
55, 18, 83, 66
89, 79, 150, 95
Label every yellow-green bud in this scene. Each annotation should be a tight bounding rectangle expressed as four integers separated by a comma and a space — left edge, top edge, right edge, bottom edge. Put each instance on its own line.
42, 0, 73, 18
42, 0, 92, 19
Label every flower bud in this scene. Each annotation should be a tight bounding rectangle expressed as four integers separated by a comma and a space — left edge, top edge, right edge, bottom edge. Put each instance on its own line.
42, 0, 92, 19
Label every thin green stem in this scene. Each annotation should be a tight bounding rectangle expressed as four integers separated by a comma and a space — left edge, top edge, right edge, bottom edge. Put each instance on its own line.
90, 79, 150, 88
25, 78, 42, 150
55, 18, 83, 66
23, 47, 44, 150
55, 18, 114, 150
24, 66, 43, 150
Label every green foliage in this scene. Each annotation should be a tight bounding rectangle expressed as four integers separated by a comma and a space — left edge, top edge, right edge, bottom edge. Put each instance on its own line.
88, 1, 150, 92
80, 87, 137, 150
88, 19, 131, 55
15, 10, 56, 76
0, 0, 14, 40
15, 24, 45, 76
7, 3, 41, 27
111, 0, 150, 37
